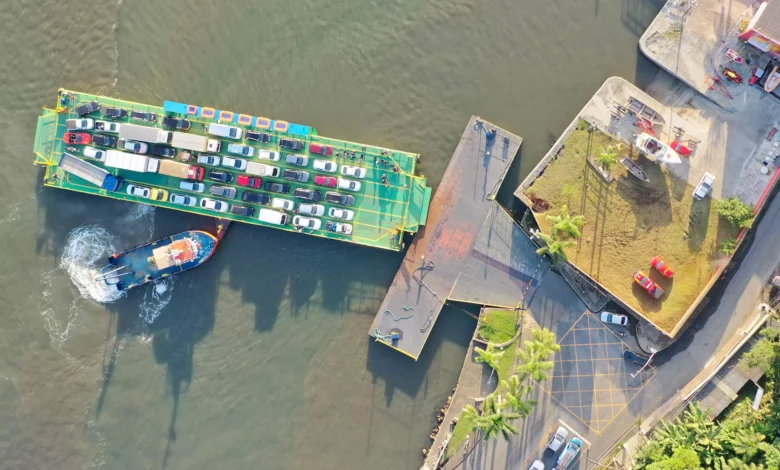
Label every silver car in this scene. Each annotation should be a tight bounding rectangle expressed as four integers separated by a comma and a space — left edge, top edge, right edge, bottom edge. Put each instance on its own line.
180, 181, 205, 193
298, 204, 325, 216
169, 193, 197, 207
197, 154, 221, 166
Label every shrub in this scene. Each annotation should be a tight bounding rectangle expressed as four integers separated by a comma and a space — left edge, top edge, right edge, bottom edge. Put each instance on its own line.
715, 197, 754, 229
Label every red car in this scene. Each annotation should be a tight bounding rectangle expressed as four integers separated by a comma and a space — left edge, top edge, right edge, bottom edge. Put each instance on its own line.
237, 175, 262, 188
64, 132, 92, 145
651, 256, 675, 279
314, 175, 337, 187
670, 140, 692, 158
310, 143, 333, 156
634, 271, 664, 299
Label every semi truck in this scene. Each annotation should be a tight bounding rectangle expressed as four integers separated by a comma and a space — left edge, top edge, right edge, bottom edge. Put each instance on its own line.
58, 153, 123, 192
157, 159, 205, 181
119, 123, 172, 144
170, 131, 222, 153
246, 161, 280, 177
104, 150, 160, 173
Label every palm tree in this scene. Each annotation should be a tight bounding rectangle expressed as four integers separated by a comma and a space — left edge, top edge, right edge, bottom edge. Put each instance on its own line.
475, 343, 504, 383
516, 328, 560, 382
473, 394, 521, 441
723, 458, 766, 470
730, 429, 765, 462
527, 328, 561, 359
535, 232, 574, 266
501, 375, 536, 418
546, 205, 585, 240
596, 144, 620, 172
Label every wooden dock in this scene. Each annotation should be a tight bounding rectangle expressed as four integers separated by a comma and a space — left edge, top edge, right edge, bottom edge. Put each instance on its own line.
369, 116, 532, 360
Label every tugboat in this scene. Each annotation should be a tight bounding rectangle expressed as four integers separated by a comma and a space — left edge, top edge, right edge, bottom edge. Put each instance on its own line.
96, 230, 218, 291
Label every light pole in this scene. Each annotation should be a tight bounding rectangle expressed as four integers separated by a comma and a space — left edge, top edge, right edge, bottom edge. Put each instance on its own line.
632, 348, 657, 378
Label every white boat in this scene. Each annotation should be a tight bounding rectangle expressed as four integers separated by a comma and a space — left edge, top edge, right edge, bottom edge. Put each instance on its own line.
634, 133, 682, 165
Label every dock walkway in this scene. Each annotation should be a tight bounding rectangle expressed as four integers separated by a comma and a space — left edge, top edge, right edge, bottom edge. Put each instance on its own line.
370, 117, 549, 360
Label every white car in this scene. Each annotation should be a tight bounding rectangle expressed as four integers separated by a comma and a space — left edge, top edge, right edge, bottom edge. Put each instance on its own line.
293, 215, 322, 230
200, 198, 229, 212
257, 150, 280, 161
222, 156, 248, 171
326, 221, 353, 234
226, 143, 255, 157
120, 139, 148, 154
95, 120, 120, 133
126, 184, 150, 198
83, 146, 106, 161
298, 203, 325, 216
272, 198, 295, 211
692, 172, 716, 200
337, 178, 362, 192
197, 154, 221, 166
313, 159, 338, 173
328, 207, 354, 221
341, 165, 367, 179
601, 311, 628, 326
529, 460, 545, 470
66, 118, 95, 130
180, 181, 205, 193
547, 426, 568, 452
169, 193, 197, 207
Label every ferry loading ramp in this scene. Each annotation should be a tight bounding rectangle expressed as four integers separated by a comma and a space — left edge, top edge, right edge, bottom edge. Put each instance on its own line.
33, 90, 431, 251
370, 117, 550, 360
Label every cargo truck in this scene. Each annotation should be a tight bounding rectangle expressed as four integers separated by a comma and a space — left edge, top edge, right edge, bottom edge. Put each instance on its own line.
104, 150, 160, 173
119, 123, 172, 144
246, 161, 280, 178
170, 131, 222, 153
157, 159, 205, 181
58, 153, 123, 191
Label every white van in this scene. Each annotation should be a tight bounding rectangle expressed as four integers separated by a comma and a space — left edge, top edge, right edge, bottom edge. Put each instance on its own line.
258, 208, 290, 226
207, 123, 243, 140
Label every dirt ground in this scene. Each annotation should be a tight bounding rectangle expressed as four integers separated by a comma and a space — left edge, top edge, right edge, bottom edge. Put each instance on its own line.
525, 121, 740, 332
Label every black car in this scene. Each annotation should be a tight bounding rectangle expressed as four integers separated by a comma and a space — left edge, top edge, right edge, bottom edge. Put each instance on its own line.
623, 349, 649, 366
246, 131, 271, 143
210, 186, 237, 199
230, 205, 255, 217
151, 146, 176, 158
75, 101, 100, 117
264, 181, 290, 194
102, 106, 128, 119
294, 188, 322, 202
325, 191, 354, 206
163, 116, 192, 130
241, 191, 271, 204
131, 110, 157, 122
92, 134, 117, 147
279, 138, 304, 151
208, 170, 234, 184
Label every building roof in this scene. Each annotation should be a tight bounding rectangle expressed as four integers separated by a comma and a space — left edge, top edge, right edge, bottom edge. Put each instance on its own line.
754, 1, 780, 44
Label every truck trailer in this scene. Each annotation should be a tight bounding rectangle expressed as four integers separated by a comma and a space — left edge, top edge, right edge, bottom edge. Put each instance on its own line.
119, 123, 172, 144
58, 153, 123, 192
104, 150, 160, 173
157, 159, 204, 181
170, 131, 221, 153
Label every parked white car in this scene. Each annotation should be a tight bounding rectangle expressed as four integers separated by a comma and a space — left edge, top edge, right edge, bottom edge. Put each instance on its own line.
328, 207, 354, 220
529, 461, 545, 470
119, 139, 148, 154
66, 118, 95, 130
222, 156, 248, 171
169, 193, 197, 206
95, 120, 120, 133
298, 204, 325, 216
257, 150, 280, 161
341, 165, 367, 179
337, 178, 361, 192
126, 184, 150, 198
325, 221, 352, 234
313, 159, 338, 173
83, 146, 106, 161
180, 181, 205, 193
601, 311, 628, 326
200, 198, 229, 212
197, 154, 221, 166
692, 172, 716, 200
547, 426, 568, 452
292, 215, 322, 230
227, 143, 255, 157
272, 198, 295, 211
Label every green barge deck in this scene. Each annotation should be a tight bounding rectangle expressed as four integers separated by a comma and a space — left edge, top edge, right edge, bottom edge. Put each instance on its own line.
33, 89, 431, 251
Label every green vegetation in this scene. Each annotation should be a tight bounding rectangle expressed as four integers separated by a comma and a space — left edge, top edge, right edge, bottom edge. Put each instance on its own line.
535, 232, 574, 266
478, 309, 518, 344
636, 319, 780, 469
596, 144, 621, 172
720, 237, 738, 256
561, 183, 578, 201
523, 120, 740, 332
547, 204, 585, 240
716, 196, 755, 229
474, 343, 504, 383
462, 395, 520, 441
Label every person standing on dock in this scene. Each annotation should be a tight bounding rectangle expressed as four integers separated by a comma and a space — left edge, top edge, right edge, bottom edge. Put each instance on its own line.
374, 156, 378, 166
359, 154, 364, 164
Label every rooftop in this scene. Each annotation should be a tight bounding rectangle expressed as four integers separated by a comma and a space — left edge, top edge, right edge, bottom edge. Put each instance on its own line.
753, 0, 780, 45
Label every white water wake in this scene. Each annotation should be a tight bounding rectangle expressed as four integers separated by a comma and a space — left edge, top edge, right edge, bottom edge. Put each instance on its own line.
60, 225, 124, 304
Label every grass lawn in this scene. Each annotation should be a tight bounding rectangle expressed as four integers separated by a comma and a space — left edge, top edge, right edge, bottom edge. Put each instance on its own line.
524, 120, 739, 332
478, 309, 518, 344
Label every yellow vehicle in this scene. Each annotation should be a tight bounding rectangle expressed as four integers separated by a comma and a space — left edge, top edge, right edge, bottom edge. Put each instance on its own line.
150, 188, 168, 201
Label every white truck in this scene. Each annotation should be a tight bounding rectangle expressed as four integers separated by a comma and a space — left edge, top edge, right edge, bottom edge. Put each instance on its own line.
119, 123, 172, 144
246, 161, 280, 178
170, 131, 222, 153
157, 159, 205, 181
104, 150, 160, 173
